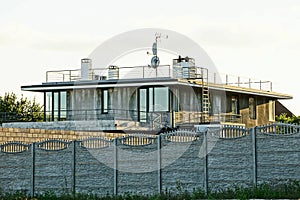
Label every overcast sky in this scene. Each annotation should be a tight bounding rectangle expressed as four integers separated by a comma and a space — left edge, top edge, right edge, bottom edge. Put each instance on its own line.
0, 0, 299, 114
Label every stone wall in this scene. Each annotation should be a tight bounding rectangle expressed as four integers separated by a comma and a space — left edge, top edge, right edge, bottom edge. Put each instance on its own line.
0, 127, 124, 143
2, 120, 117, 131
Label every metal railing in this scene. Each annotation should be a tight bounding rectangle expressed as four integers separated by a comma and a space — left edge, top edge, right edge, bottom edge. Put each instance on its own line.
46, 69, 80, 82
209, 72, 272, 91
0, 112, 44, 124
174, 111, 243, 125
1, 109, 245, 129
210, 113, 243, 124
45, 65, 273, 92
45, 65, 172, 83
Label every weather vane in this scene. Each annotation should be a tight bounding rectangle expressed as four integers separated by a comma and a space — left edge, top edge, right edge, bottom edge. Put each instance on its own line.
147, 33, 168, 68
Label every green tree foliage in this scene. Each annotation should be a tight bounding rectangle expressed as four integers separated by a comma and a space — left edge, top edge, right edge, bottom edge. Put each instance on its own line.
275, 113, 300, 125
0, 92, 43, 123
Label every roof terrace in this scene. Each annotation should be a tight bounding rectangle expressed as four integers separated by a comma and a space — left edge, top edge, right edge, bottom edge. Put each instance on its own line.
45, 64, 273, 92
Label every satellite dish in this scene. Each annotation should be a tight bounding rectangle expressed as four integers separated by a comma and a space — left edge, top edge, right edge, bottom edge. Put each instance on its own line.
151, 56, 160, 68
152, 42, 157, 55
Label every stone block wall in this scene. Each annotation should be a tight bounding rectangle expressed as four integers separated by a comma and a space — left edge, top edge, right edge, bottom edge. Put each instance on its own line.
0, 127, 125, 143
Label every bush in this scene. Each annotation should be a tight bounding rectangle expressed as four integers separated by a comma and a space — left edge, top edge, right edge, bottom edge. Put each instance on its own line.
0, 181, 300, 199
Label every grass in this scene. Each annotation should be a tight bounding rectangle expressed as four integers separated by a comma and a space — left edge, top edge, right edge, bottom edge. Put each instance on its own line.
0, 181, 300, 200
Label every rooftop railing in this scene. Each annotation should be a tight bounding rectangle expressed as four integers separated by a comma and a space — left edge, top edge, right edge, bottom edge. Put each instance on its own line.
45, 65, 272, 91
210, 72, 272, 91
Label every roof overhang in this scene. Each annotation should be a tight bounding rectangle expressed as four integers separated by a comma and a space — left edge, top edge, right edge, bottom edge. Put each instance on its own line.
21, 78, 293, 100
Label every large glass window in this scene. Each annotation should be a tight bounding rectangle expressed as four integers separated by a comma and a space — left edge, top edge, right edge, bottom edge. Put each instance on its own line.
249, 97, 256, 119
53, 92, 59, 121
102, 89, 109, 113
45, 92, 52, 121
154, 87, 169, 112
138, 87, 169, 122
44, 91, 67, 121
60, 91, 67, 121
149, 88, 153, 112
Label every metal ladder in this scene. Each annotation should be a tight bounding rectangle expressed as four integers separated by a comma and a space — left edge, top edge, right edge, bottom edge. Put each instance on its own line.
201, 68, 210, 123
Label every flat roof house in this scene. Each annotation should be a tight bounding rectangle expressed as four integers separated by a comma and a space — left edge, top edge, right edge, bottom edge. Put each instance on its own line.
20, 55, 292, 131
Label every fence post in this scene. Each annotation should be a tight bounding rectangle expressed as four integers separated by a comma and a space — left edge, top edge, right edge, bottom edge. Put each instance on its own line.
251, 127, 257, 186
71, 140, 76, 195
203, 129, 208, 195
157, 135, 162, 193
30, 142, 35, 197
113, 139, 118, 195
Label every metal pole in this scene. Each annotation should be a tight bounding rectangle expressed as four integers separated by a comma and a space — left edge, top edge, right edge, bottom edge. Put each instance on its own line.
260, 80, 262, 90
31, 142, 36, 197
143, 66, 145, 79
214, 73, 216, 84
226, 75, 228, 85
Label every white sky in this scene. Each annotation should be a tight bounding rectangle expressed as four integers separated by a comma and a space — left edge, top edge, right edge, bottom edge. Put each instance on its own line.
0, 0, 299, 115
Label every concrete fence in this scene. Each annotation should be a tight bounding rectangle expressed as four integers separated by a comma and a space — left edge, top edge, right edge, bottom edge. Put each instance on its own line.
0, 123, 300, 196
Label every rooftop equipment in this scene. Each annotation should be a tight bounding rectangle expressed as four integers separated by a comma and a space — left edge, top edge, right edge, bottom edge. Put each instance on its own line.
172, 56, 196, 79
108, 65, 119, 80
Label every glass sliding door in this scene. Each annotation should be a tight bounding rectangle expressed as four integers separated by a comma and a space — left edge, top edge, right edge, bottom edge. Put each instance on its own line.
139, 88, 147, 122
138, 87, 169, 123
44, 91, 67, 121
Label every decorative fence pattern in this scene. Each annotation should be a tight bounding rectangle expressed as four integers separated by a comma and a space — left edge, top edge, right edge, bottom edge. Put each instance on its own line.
0, 123, 300, 196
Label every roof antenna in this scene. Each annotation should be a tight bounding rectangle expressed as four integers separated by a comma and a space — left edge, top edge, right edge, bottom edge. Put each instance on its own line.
147, 33, 168, 68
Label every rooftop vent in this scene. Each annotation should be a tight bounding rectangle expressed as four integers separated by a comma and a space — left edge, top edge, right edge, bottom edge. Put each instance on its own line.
108, 65, 119, 80
81, 58, 92, 80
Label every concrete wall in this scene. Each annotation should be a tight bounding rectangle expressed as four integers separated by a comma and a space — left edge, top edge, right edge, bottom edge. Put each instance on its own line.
0, 124, 300, 196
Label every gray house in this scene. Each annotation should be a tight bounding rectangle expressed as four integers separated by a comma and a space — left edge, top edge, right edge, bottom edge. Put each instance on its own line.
21, 56, 292, 131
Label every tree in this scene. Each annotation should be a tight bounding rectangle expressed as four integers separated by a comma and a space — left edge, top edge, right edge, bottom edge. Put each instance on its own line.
0, 92, 43, 123
275, 113, 300, 125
